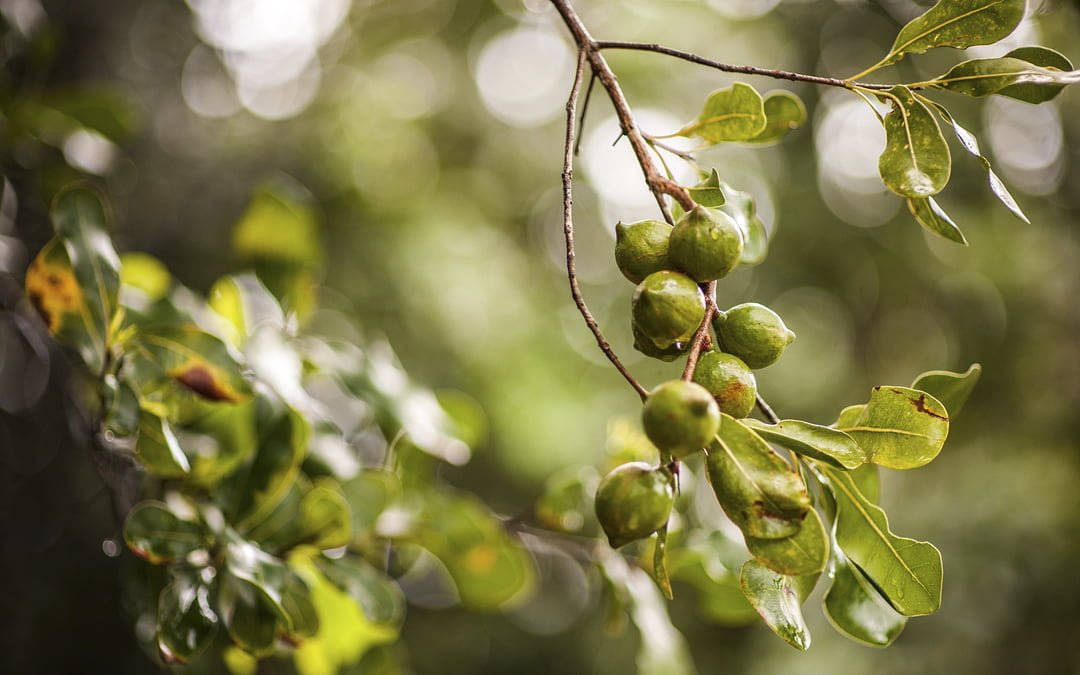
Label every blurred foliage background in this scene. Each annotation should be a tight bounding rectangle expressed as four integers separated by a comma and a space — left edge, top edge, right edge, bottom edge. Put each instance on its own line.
2, 0, 1079, 672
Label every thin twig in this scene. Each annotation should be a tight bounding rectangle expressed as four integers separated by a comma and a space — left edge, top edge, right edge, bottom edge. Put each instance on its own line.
594, 40, 899, 91
645, 135, 698, 164
562, 49, 649, 401
574, 73, 597, 156
756, 393, 780, 424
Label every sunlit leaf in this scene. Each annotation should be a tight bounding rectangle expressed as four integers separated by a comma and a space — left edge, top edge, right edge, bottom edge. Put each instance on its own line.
123, 501, 207, 564
834, 404, 865, 428
910, 363, 981, 419
876, 0, 1025, 68
706, 414, 811, 539
838, 386, 949, 469
157, 568, 218, 664
135, 409, 192, 477
317, 555, 406, 628
739, 560, 815, 650
824, 550, 907, 647
687, 169, 726, 207
296, 481, 353, 550
131, 325, 252, 403
823, 466, 942, 616
745, 91, 806, 145
718, 183, 768, 265
998, 46, 1076, 103
907, 197, 967, 244
878, 87, 951, 198
675, 83, 767, 144
930, 56, 1078, 101
224, 532, 293, 626
746, 507, 829, 576
120, 252, 171, 301
745, 419, 865, 469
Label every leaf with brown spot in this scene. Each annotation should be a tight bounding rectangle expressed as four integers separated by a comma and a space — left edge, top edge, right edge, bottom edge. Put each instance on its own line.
129, 324, 253, 402
838, 386, 949, 469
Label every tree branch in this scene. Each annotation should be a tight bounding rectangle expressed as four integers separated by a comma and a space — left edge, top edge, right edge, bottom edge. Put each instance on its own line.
681, 281, 716, 381
562, 49, 649, 401
594, 40, 896, 91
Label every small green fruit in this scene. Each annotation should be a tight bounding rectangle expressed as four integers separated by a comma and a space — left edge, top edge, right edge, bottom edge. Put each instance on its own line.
632, 322, 689, 361
691, 351, 757, 418
669, 205, 743, 282
614, 220, 673, 284
594, 462, 673, 548
642, 380, 721, 458
631, 271, 705, 350
713, 302, 796, 369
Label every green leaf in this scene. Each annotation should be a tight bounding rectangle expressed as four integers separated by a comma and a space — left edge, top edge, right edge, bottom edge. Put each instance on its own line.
878, 87, 951, 198
999, 46, 1076, 103
123, 501, 207, 564
834, 404, 865, 428
120, 252, 171, 301
718, 183, 768, 266
652, 525, 673, 600
676, 83, 767, 144
930, 56, 1078, 101
208, 276, 248, 348
745, 91, 806, 145
131, 325, 253, 403
418, 489, 535, 610
135, 410, 192, 477
824, 550, 907, 647
877, 0, 1026, 68
910, 363, 981, 419
739, 560, 814, 650
232, 406, 310, 531
40, 86, 141, 141
157, 568, 218, 664
668, 533, 757, 624
687, 169, 726, 207
746, 507, 829, 576
221, 575, 280, 656
824, 466, 943, 616
745, 419, 866, 469
706, 414, 811, 539
224, 533, 294, 626
234, 185, 322, 270
341, 470, 400, 535
850, 464, 881, 505
317, 555, 406, 628
907, 197, 967, 245
175, 399, 259, 486
296, 481, 353, 550
103, 376, 140, 439
927, 101, 1028, 223
838, 386, 949, 469
281, 571, 320, 639
25, 238, 110, 372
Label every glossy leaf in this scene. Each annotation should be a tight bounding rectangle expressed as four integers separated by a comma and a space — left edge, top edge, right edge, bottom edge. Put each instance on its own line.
745, 91, 806, 145
999, 46, 1075, 103
296, 481, 353, 550
232, 406, 310, 531
124, 501, 207, 564
317, 555, 406, 628
910, 363, 981, 419
676, 83, 767, 144
929, 101, 1028, 222
222, 576, 279, 656
418, 489, 535, 610
907, 197, 967, 245
706, 414, 811, 539
25, 238, 108, 371
652, 526, 673, 600
838, 386, 949, 470
225, 533, 293, 626
878, 87, 951, 198
739, 560, 815, 650
718, 183, 768, 265
877, 0, 1026, 68
824, 466, 942, 616
930, 56, 1078, 101
157, 568, 218, 664
746, 507, 829, 576
131, 325, 252, 402
824, 551, 907, 647
135, 410, 192, 477
745, 419, 865, 469
687, 169, 726, 207
175, 399, 259, 486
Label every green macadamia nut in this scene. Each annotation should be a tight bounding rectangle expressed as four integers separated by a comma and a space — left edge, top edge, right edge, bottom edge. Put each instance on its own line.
632, 322, 690, 362
669, 205, 743, 282
712, 302, 796, 369
631, 271, 706, 350
594, 461, 674, 548
614, 219, 673, 284
642, 380, 721, 459
691, 351, 757, 418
